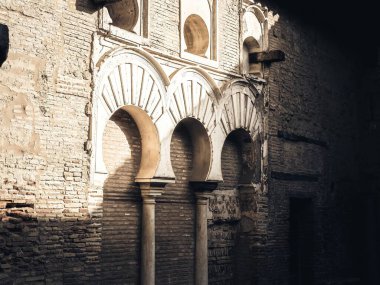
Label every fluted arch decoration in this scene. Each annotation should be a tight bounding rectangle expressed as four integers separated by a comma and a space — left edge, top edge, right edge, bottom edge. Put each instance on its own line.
220, 80, 262, 140
217, 79, 264, 184
167, 67, 221, 134
92, 47, 172, 185
165, 67, 221, 181
90, 47, 265, 185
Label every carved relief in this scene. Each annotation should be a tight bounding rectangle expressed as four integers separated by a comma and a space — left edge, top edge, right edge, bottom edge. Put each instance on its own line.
209, 193, 241, 222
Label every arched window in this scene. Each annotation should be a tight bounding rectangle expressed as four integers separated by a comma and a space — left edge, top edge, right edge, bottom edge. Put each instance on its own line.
241, 5, 268, 77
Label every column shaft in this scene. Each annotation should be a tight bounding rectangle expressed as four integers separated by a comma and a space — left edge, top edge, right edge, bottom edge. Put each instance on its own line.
141, 198, 155, 285
195, 196, 208, 285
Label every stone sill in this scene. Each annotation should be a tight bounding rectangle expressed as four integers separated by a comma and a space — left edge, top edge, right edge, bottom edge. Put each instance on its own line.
181, 51, 219, 69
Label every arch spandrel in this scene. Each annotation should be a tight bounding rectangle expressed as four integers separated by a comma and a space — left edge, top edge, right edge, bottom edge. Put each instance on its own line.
92, 48, 175, 185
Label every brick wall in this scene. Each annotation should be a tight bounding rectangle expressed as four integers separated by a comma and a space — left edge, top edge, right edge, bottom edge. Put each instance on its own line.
0, 0, 373, 284
156, 123, 196, 284
262, 1, 362, 283
0, 0, 96, 283
101, 109, 142, 284
208, 134, 241, 284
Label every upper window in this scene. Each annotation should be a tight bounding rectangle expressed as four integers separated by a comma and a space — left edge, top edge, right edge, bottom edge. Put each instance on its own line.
180, 0, 218, 67
241, 5, 267, 77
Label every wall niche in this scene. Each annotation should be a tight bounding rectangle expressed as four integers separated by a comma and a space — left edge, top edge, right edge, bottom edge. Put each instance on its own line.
180, 0, 218, 67
241, 4, 268, 77
100, 0, 149, 43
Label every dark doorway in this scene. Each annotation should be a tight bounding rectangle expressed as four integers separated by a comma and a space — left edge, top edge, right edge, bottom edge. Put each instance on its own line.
289, 197, 314, 285
0, 23, 9, 67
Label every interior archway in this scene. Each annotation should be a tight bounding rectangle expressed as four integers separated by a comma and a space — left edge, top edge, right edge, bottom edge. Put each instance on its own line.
155, 118, 211, 283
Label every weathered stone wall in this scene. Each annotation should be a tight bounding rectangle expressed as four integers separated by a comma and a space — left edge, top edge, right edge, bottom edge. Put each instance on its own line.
208, 135, 241, 284
0, 0, 96, 283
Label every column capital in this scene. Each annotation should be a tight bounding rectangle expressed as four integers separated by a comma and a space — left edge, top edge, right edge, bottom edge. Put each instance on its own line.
190, 181, 220, 193
137, 178, 173, 200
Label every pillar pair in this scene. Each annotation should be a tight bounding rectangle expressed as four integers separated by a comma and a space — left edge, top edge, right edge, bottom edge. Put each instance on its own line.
138, 181, 217, 285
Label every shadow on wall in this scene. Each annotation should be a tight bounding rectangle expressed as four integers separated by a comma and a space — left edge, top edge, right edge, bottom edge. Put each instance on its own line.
100, 109, 143, 284
0, 207, 103, 284
75, 0, 100, 14
0, 109, 143, 284
0, 24, 9, 67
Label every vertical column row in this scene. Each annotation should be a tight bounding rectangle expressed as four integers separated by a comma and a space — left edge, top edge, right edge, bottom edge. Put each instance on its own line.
138, 181, 217, 285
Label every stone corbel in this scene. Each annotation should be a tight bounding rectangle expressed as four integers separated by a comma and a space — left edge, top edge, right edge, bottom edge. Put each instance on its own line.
249, 50, 286, 63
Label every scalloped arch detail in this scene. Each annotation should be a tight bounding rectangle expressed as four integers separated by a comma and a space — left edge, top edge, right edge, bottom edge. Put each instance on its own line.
167, 67, 221, 133
220, 80, 262, 139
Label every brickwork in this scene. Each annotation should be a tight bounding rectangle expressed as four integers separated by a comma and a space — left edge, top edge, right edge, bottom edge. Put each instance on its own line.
101, 109, 142, 283
0, 1, 96, 283
0, 0, 374, 284
208, 134, 241, 284
263, 1, 362, 283
156, 123, 195, 284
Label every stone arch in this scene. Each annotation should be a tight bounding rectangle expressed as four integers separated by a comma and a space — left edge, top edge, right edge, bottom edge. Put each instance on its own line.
241, 5, 268, 76
208, 79, 263, 183
220, 80, 262, 141
207, 80, 264, 283
166, 67, 220, 181
92, 47, 173, 185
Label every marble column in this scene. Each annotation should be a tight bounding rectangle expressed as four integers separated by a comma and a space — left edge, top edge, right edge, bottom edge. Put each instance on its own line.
138, 182, 166, 285
191, 182, 218, 285
195, 193, 209, 285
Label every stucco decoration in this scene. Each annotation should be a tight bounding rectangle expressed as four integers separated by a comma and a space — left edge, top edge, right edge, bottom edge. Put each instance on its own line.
220, 79, 262, 140
92, 47, 174, 185
166, 67, 221, 181
167, 67, 220, 133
